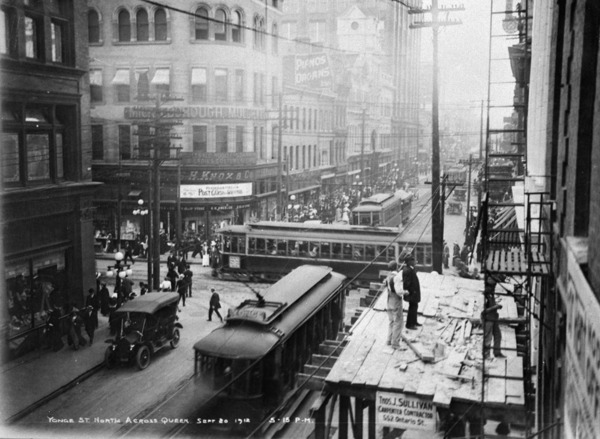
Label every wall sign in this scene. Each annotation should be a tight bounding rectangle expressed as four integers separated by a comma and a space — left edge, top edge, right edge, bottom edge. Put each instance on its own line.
180, 183, 252, 199
376, 392, 436, 431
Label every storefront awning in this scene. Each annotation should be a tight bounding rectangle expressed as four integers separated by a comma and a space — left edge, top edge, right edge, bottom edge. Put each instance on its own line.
347, 169, 361, 176
151, 68, 170, 85
191, 68, 207, 85
320, 173, 336, 180
288, 184, 320, 196
90, 69, 103, 86
111, 69, 130, 85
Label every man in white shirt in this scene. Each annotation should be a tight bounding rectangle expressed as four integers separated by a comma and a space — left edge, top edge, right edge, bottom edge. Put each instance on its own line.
160, 277, 172, 292
385, 261, 404, 349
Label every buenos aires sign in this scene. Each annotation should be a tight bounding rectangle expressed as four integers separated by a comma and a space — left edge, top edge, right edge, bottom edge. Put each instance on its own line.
180, 183, 252, 199
376, 392, 436, 431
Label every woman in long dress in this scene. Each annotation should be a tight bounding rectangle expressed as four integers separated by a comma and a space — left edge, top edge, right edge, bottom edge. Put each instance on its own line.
202, 242, 210, 267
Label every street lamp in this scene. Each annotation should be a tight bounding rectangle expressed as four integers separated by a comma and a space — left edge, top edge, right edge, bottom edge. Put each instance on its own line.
105, 251, 132, 297
132, 198, 151, 289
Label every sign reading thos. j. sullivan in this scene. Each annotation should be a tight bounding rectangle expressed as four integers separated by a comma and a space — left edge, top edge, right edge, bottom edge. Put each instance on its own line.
376, 392, 436, 432
180, 183, 252, 199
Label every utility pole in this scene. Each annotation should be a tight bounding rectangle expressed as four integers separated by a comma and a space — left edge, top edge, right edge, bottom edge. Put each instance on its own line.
360, 106, 366, 199
410, 0, 463, 273
277, 92, 283, 219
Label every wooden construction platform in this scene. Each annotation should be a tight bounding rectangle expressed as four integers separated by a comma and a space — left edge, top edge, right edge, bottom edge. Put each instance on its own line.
485, 250, 550, 275
322, 272, 527, 438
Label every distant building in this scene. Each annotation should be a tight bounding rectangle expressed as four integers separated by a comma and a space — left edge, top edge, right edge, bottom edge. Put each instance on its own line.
88, 0, 284, 242
0, 0, 99, 359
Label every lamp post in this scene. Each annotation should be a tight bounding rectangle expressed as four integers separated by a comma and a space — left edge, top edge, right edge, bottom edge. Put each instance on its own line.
133, 198, 151, 288
105, 251, 132, 299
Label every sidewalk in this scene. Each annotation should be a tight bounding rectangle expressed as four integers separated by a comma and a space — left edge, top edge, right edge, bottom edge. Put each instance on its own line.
0, 315, 111, 423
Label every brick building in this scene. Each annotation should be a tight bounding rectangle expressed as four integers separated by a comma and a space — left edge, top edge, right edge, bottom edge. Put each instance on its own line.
0, 0, 99, 359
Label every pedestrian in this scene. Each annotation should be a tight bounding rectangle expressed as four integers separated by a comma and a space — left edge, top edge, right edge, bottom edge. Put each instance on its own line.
82, 306, 96, 345
402, 254, 422, 329
460, 245, 469, 264
385, 261, 403, 349
184, 264, 193, 297
46, 305, 64, 352
99, 283, 110, 316
108, 296, 119, 336
208, 288, 223, 322
66, 304, 86, 350
123, 241, 134, 265
84, 288, 99, 329
210, 245, 221, 278
139, 282, 148, 296
192, 237, 203, 259
443, 241, 450, 269
167, 252, 178, 271
177, 256, 187, 275
176, 275, 187, 307
160, 277, 172, 292
120, 277, 133, 302
452, 242, 460, 266
482, 277, 504, 359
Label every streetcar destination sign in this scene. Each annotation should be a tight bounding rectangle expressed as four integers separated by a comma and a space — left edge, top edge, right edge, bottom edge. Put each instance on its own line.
376, 392, 436, 431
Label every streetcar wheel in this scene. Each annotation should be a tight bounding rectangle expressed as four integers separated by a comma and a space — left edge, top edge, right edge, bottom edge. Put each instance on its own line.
170, 328, 180, 349
135, 345, 151, 370
104, 347, 115, 369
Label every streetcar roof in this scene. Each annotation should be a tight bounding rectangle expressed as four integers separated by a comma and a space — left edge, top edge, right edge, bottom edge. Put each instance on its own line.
218, 221, 399, 235
193, 266, 346, 359
116, 293, 179, 314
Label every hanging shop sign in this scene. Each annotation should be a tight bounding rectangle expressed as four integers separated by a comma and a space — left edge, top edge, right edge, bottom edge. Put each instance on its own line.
180, 183, 253, 199
376, 392, 436, 432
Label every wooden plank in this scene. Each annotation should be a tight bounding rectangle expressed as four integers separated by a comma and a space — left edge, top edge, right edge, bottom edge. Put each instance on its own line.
500, 326, 517, 356
378, 347, 417, 390
432, 379, 454, 407
351, 317, 393, 387
485, 377, 506, 404
416, 369, 437, 397
335, 336, 376, 384
442, 351, 466, 377
326, 333, 372, 384
505, 356, 524, 404
423, 297, 438, 317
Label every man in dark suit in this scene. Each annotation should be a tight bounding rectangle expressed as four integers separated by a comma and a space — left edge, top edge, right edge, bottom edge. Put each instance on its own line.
208, 289, 223, 322
402, 254, 421, 329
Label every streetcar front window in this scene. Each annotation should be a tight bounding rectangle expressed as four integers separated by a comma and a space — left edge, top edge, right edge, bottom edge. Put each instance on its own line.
376, 245, 387, 262
359, 213, 371, 225
249, 237, 257, 254
372, 213, 380, 226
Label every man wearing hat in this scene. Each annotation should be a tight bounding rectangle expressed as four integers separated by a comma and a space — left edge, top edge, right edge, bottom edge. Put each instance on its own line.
208, 288, 223, 322
385, 261, 403, 348
482, 276, 504, 358
402, 254, 422, 329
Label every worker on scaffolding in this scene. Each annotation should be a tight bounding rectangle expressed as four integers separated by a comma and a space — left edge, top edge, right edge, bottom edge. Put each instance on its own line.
384, 261, 404, 349
482, 277, 505, 359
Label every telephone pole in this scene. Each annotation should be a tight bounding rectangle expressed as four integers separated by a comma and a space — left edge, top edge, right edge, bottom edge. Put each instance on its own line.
410, 0, 463, 273
277, 92, 283, 219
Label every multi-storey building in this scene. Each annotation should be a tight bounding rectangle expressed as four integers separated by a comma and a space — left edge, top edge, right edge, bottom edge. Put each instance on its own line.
1, 0, 99, 359
88, 0, 284, 242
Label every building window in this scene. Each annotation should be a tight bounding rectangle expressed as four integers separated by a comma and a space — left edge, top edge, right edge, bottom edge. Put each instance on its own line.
235, 69, 244, 102
260, 126, 264, 159
151, 67, 170, 98
254, 16, 264, 50
91, 125, 104, 160
272, 23, 278, 54
232, 10, 242, 43
136, 9, 149, 42
236, 126, 244, 152
90, 69, 103, 102
154, 8, 167, 41
192, 125, 207, 152
272, 76, 278, 107
302, 108, 306, 130
215, 68, 228, 102
25, 15, 42, 59
309, 20, 326, 44
295, 145, 299, 170
191, 67, 207, 102
252, 126, 257, 153
88, 9, 100, 43
308, 109, 312, 131
50, 21, 66, 63
118, 9, 131, 42
283, 105, 288, 129
112, 69, 130, 102
308, 144, 311, 169
119, 125, 131, 159
2, 104, 70, 185
216, 126, 228, 153
194, 7, 209, 40
282, 21, 296, 40
215, 9, 227, 41
135, 68, 149, 101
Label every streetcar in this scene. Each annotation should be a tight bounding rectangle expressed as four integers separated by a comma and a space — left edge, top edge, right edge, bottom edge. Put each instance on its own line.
215, 221, 432, 283
192, 265, 347, 434
351, 189, 413, 227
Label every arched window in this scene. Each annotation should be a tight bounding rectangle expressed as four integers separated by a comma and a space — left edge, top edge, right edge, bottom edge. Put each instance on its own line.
254, 16, 265, 49
118, 9, 131, 42
214, 9, 226, 41
136, 9, 149, 41
88, 9, 100, 43
232, 10, 242, 42
154, 8, 167, 41
195, 7, 209, 40
272, 23, 278, 54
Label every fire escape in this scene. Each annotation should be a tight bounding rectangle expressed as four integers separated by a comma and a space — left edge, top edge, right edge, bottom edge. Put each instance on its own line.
479, 1, 553, 437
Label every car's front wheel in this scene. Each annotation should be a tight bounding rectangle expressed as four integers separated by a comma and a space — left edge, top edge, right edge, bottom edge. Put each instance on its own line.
136, 345, 151, 370
170, 328, 180, 349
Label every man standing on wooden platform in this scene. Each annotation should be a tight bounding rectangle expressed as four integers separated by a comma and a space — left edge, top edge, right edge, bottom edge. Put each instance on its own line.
403, 254, 422, 329
385, 261, 403, 348
482, 277, 504, 358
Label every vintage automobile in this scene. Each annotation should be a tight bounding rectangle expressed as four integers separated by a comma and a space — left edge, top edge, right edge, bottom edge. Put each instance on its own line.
105, 293, 182, 370
446, 201, 463, 215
